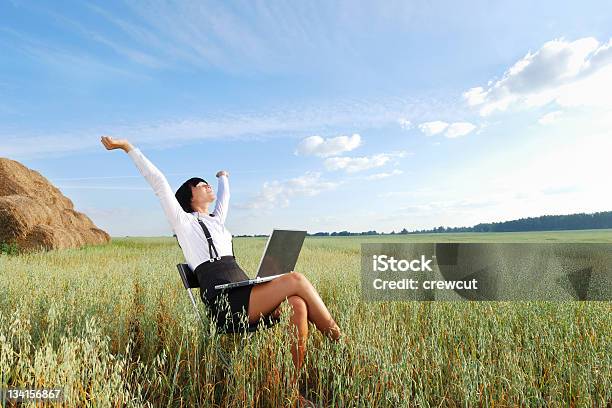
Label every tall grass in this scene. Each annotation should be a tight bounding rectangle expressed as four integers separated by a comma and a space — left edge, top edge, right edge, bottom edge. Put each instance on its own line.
0, 231, 610, 407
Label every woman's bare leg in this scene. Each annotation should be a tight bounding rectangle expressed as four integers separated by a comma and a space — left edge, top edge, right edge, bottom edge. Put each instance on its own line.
285, 295, 308, 374
248, 272, 342, 341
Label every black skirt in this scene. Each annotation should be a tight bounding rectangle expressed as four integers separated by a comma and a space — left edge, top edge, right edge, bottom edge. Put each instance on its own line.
194, 256, 279, 333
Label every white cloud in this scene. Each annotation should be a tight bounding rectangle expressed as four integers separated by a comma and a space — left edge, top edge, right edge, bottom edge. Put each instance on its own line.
445, 122, 477, 138
538, 110, 563, 125
463, 87, 486, 106
324, 153, 393, 173
236, 171, 339, 209
418, 121, 476, 138
294, 134, 361, 157
398, 118, 412, 130
464, 36, 612, 116
418, 121, 449, 136
365, 169, 403, 180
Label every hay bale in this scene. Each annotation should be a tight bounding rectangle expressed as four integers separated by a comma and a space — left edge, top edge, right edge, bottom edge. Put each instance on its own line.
0, 157, 110, 252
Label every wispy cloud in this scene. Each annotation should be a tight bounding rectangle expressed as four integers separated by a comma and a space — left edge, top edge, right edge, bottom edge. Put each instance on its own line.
365, 169, 403, 180
56, 185, 151, 191
236, 171, 339, 209
78, 206, 172, 236
538, 110, 563, 125
397, 118, 412, 130
0, 97, 438, 159
418, 120, 477, 138
51, 175, 144, 181
294, 134, 361, 157
85, 1, 350, 74
48, 10, 166, 69
0, 27, 147, 80
324, 152, 405, 173
377, 187, 437, 199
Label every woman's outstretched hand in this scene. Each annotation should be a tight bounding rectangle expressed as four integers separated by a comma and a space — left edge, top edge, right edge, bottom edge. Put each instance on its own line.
101, 136, 133, 153
216, 170, 229, 178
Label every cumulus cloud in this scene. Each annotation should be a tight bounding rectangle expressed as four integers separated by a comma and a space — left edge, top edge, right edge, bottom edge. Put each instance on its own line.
398, 118, 412, 130
294, 134, 361, 157
237, 172, 338, 209
538, 110, 563, 125
365, 169, 404, 180
418, 121, 449, 136
463, 37, 612, 116
418, 121, 476, 138
324, 153, 404, 173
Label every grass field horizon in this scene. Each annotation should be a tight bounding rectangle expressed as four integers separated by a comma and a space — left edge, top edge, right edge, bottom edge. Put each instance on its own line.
1, 230, 610, 406
111, 228, 612, 245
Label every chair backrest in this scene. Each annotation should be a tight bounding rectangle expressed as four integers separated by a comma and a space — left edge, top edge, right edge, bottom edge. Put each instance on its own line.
177, 263, 200, 289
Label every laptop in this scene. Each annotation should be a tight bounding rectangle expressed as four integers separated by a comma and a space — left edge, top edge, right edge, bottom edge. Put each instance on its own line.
214, 229, 307, 290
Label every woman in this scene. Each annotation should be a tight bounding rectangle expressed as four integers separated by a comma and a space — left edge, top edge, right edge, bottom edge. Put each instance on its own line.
100, 136, 344, 398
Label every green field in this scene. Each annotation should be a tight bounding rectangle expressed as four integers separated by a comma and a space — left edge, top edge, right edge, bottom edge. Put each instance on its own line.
1, 230, 611, 407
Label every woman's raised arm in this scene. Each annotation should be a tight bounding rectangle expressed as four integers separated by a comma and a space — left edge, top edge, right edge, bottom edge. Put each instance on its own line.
212, 170, 230, 223
100, 136, 189, 230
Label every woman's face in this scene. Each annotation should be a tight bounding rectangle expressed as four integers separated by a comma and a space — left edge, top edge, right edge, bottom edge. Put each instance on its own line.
191, 181, 215, 205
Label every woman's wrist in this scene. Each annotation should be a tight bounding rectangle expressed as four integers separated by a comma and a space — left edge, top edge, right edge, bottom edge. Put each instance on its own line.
123, 142, 134, 153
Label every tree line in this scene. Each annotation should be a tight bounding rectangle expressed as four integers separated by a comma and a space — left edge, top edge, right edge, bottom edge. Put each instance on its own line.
235, 210, 612, 237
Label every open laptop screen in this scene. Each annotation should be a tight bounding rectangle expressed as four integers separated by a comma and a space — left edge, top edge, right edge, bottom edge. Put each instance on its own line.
257, 230, 307, 278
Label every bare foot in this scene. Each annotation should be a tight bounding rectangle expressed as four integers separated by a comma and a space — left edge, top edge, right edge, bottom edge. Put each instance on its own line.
325, 321, 342, 341
290, 380, 317, 408
296, 393, 317, 408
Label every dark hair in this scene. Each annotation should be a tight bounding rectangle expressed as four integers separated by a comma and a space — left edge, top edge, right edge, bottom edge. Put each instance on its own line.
175, 177, 208, 213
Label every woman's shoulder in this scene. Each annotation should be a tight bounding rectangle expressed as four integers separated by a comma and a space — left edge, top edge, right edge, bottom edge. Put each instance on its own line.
175, 213, 198, 229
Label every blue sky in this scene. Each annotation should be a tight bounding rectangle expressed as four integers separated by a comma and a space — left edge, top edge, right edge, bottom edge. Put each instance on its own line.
1, 1, 612, 236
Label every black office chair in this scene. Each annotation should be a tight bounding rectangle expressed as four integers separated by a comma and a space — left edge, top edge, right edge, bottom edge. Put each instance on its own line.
176, 263, 281, 334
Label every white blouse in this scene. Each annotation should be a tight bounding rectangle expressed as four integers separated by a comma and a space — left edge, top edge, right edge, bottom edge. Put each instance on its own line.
128, 147, 233, 271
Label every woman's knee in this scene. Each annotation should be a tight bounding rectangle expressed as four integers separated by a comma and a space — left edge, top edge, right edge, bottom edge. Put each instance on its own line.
287, 295, 307, 317
286, 271, 310, 289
